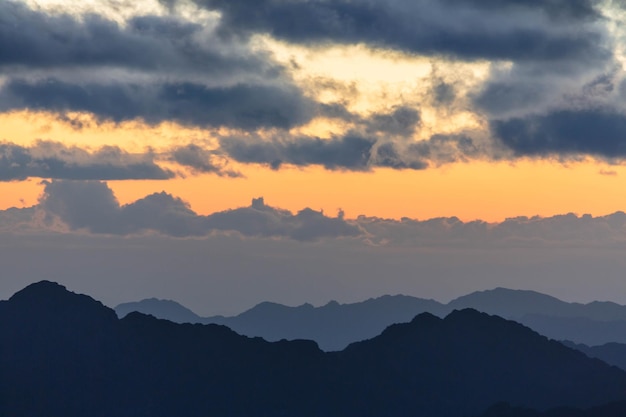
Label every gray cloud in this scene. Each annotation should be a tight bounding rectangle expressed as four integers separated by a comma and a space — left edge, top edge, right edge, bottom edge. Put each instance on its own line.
365, 106, 421, 136
0, 1, 321, 130
220, 134, 375, 170
0, 141, 173, 181
168, 144, 241, 177
196, 0, 607, 63
440, 0, 601, 20
3, 0, 622, 166
0, 1, 279, 78
472, 63, 622, 120
490, 109, 626, 158
205, 197, 362, 240
220, 131, 482, 171
40, 180, 362, 240
356, 211, 626, 247
0, 78, 317, 129
34, 179, 626, 247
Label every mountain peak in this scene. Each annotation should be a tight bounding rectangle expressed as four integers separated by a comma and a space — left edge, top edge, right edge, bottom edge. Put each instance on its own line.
115, 298, 201, 323
9, 280, 74, 305
448, 288, 566, 319
7, 280, 116, 324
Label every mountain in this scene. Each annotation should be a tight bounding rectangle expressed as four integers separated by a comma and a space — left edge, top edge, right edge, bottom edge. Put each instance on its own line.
5, 281, 626, 417
562, 341, 626, 371
518, 314, 626, 346
116, 298, 203, 323
116, 288, 626, 350
116, 295, 448, 351
448, 288, 626, 321
474, 401, 626, 417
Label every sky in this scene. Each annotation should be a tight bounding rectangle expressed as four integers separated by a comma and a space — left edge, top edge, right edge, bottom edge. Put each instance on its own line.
2, 0, 626, 314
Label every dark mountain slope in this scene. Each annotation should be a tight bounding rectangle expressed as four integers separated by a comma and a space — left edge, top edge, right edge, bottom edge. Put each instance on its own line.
4, 282, 626, 417
475, 401, 626, 417
448, 288, 568, 319
448, 288, 626, 321
334, 309, 626, 417
116, 294, 447, 351
116, 288, 626, 350
562, 340, 626, 371
518, 314, 626, 346
116, 298, 203, 323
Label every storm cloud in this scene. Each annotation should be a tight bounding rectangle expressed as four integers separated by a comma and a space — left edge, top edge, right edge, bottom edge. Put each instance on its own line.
0, 1, 320, 130
168, 144, 241, 177
220, 134, 375, 170
491, 109, 626, 158
0, 78, 317, 129
220, 131, 482, 171
0, 1, 278, 78
196, 0, 607, 63
2, 0, 624, 166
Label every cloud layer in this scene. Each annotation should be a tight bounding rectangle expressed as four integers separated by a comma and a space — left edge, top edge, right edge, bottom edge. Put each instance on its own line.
39, 180, 361, 240
0, 141, 172, 181
0, 0, 625, 179
0, 180, 615, 247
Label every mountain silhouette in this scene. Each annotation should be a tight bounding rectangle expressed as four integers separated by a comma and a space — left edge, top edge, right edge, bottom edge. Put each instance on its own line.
116, 288, 626, 350
562, 340, 626, 371
448, 288, 626, 321
474, 400, 626, 417
518, 314, 626, 346
116, 294, 448, 351
116, 298, 203, 323
5, 281, 626, 417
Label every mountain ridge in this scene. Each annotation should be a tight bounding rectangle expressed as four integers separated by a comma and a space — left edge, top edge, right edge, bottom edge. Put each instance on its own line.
4, 281, 626, 417
115, 287, 626, 350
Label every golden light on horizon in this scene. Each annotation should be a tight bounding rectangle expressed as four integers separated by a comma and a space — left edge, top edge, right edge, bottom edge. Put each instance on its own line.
3, 158, 626, 224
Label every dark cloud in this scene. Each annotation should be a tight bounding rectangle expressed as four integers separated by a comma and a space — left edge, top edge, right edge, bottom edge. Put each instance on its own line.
40, 181, 362, 240
373, 143, 427, 170
220, 131, 483, 171
0, 1, 320, 130
440, 0, 600, 20
432, 81, 456, 106
365, 106, 421, 136
0, 141, 173, 181
491, 109, 626, 158
472, 64, 621, 118
473, 76, 551, 117
0, 1, 279, 78
407, 134, 484, 163
0, 78, 316, 129
196, 0, 607, 63
168, 144, 241, 177
220, 134, 375, 170
39, 180, 124, 233
318, 102, 357, 122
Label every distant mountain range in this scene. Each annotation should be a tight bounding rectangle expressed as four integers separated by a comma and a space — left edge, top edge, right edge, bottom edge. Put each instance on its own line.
4, 281, 626, 417
116, 288, 626, 350
561, 340, 626, 371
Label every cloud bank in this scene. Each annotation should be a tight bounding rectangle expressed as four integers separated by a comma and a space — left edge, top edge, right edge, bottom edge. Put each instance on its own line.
0, 180, 616, 247
0, 0, 625, 178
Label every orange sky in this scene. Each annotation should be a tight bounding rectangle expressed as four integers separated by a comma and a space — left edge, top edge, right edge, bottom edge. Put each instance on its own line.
1, 19, 624, 224
1, 156, 624, 222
